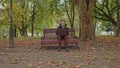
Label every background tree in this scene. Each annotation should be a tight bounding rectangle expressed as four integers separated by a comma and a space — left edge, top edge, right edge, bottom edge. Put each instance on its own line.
9, 0, 14, 48
31, 0, 37, 36
116, 0, 120, 36
95, 0, 120, 36
1, 0, 119, 39
64, 0, 75, 28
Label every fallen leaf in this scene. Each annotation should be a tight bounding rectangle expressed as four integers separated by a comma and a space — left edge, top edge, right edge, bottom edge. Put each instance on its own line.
102, 65, 108, 68
11, 58, 20, 64
37, 61, 44, 65
60, 61, 67, 65
0, 52, 5, 55
55, 64, 60, 67
91, 47, 96, 50
28, 64, 33, 67
103, 55, 109, 60
75, 65, 81, 68
11, 60, 19, 64
21, 61, 26, 64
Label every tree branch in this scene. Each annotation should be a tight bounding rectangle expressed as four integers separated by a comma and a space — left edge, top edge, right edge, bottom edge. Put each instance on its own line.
95, 16, 110, 21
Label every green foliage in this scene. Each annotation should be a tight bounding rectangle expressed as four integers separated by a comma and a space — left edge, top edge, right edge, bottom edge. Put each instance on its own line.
100, 22, 113, 32
95, 0, 117, 26
0, 0, 117, 37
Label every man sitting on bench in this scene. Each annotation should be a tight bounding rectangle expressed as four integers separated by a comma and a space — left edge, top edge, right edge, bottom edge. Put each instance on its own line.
56, 20, 69, 51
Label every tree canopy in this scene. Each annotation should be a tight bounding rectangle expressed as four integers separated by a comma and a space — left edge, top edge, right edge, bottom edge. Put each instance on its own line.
0, 0, 120, 38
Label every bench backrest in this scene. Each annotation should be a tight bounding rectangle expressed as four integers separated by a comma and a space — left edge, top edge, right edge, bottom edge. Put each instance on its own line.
43, 28, 75, 39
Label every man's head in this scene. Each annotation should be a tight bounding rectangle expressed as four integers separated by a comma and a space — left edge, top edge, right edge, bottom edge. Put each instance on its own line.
60, 20, 65, 26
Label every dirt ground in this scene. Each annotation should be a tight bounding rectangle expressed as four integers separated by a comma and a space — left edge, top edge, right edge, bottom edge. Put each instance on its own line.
0, 37, 120, 68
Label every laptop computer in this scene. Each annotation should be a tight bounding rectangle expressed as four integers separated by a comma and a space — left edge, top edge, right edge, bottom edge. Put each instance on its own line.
57, 29, 68, 36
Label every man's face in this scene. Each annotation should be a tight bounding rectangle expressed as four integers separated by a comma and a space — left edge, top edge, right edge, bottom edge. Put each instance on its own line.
61, 21, 65, 26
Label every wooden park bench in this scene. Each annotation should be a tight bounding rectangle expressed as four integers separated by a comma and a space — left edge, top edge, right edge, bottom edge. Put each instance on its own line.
40, 28, 78, 48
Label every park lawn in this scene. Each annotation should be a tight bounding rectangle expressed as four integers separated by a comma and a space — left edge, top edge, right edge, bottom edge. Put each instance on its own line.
0, 36, 120, 68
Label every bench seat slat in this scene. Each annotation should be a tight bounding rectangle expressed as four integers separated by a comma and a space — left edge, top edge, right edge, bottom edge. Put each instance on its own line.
41, 39, 78, 44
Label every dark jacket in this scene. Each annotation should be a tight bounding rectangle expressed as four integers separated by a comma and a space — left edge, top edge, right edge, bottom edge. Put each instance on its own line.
56, 24, 69, 36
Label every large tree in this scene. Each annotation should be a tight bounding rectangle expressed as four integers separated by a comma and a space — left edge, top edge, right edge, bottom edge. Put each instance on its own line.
78, 0, 95, 41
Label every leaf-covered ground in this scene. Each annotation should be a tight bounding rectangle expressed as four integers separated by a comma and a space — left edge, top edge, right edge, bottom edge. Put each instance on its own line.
0, 37, 120, 68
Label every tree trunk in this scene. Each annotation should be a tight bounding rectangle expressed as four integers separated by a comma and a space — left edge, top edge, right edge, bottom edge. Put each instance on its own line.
21, 27, 25, 36
21, 16, 25, 36
31, 21, 34, 36
20, 0, 27, 37
116, 0, 120, 37
9, 0, 14, 48
31, 2, 36, 37
25, 28, 28, 37
64, 0, 75, 28
71, 0, 75, 28
14, 26, 17, 38
78, 0, 95, 41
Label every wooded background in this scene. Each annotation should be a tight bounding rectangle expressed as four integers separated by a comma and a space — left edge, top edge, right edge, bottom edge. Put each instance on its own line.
0, 0, 120, 41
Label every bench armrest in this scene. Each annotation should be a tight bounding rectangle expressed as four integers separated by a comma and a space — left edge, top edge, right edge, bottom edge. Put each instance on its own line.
41, 37, 44, 39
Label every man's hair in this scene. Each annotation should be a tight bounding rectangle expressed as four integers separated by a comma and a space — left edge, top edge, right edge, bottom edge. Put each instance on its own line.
60, 20, 67, 26
61, 20, 65, 22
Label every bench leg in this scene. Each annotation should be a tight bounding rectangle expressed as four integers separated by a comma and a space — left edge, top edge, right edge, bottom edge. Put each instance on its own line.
75, 43, 79, 48
39, 43, 42, 50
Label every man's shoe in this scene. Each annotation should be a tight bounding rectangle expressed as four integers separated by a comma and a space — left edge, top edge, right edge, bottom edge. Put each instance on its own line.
57, 48, 61, 51
64, 47, 69, 51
